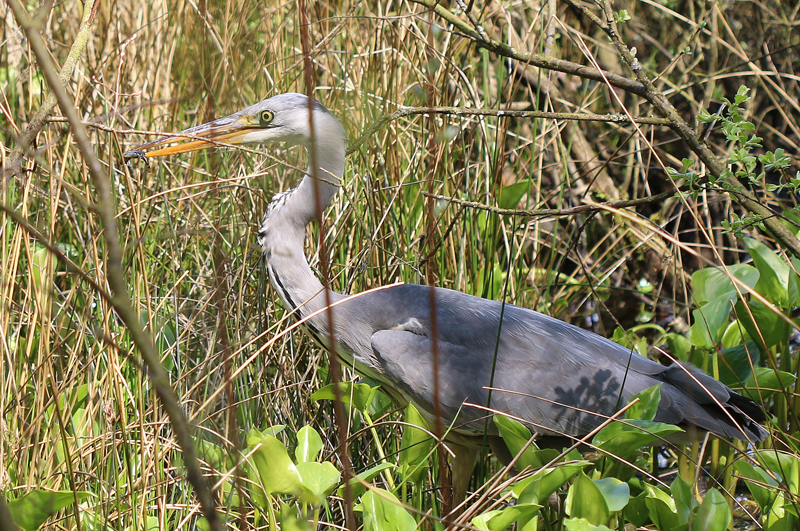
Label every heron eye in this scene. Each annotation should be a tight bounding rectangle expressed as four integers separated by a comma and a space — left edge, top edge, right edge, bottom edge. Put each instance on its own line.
259, 110, 274, 126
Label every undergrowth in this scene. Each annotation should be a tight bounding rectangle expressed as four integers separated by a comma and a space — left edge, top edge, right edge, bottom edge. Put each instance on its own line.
2, 0, 799, 530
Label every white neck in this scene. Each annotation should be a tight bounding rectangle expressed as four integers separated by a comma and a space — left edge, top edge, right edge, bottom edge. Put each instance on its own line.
258, 133, 347, 331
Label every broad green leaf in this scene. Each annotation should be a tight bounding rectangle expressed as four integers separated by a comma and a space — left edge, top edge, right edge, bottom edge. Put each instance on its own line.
691, 489, 731, 531
711, 341, 759, 387
563, 518, 613, 531
565, 472, 609, 525
622, 492, 650, 527
247, 430, 302, 495
494, 415, 543, 469
644, 484, 685, 530
720, 320, 745, 349
8, 490, 93, 531
593, 478, 629, 512
514, 462, 592, 505
692, 263, 759, 306
765, 492, 797, 531
296, 425, 323, 464
399, 403, 432, 484
625, 384, 661, 421
197, 439, 229, 471
757, 450, 800, 497
745, 238, 790, 308
311, 382, 377, 412
279, 504, 311, 531
733, 461, 778, 510
691, 293, 737, 348
593, 420, 683, 457
471, 504, 541, 531
362, 488, 416, 531
498, 181, 529, 210
297, 461, 341, 502
741, 367, 796, 400
670, 476, 693, 523
735, 300, 790, 352
664, 333, 692, 362
338, 462, 396, 499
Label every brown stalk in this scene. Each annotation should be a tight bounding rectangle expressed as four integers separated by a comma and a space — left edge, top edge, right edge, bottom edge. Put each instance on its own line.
6, 3, 222, 530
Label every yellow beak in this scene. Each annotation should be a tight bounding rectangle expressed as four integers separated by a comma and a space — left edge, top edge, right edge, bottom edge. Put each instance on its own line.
124, 115, 256, 160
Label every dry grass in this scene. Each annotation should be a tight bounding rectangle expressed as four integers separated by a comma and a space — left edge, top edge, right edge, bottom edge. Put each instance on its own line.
1, 0, 798, 528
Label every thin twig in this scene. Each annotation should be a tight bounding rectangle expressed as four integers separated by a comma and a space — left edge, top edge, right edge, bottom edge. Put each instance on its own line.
3, 0, 98, 179
567, 0, 800, 258
422, 186, 686, 218
347, 105, 670, 154
409, 0, 648, 95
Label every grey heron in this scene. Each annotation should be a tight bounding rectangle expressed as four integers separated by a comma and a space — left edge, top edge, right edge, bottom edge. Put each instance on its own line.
125, 92, 767, 504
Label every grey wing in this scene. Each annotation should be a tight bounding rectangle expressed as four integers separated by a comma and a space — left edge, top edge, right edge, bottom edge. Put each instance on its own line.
369, 325, 633, 438
369, 301, 766, 441
494, 311, 767, 440
370, 329, 494, 436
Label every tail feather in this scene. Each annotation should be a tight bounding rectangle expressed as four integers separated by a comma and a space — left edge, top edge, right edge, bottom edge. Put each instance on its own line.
658, 362, 768, 441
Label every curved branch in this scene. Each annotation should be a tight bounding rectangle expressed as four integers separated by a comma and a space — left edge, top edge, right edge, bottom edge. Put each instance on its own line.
6, 4, 223, 530
348, 105, 669, 154
3, 0, 99, 179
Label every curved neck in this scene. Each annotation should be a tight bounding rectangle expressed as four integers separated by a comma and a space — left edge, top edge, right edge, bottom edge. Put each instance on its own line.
259, 137, 346, 328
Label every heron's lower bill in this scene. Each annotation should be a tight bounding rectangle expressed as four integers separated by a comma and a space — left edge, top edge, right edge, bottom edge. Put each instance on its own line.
123, 116, 254, 160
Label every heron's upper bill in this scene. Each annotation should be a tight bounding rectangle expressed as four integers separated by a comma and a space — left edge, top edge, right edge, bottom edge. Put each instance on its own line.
123, 114, 257, 160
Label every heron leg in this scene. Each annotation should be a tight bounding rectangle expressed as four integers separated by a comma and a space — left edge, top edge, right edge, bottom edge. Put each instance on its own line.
448, 443, 479, 512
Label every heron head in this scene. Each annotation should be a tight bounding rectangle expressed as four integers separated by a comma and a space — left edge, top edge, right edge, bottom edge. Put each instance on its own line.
124, 93, 344, 160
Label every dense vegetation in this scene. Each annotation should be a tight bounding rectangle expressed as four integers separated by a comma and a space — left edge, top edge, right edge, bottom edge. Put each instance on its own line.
2, 0, 799, 529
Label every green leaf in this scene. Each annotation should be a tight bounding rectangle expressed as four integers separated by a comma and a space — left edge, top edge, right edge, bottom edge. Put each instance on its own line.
692, 264, 759, 306
732, 461, 778, 511
8, 490, 94, 531
297, 461, 341, 502
622, 492, 650, 527
494, 415, 544, 469
311, 382, 377, 412
745, 238, 790, 308
197, 439, 229, 471
296, 425, 323, 464
734, 300, 790, 352
664, 333, 692, 362
514, 462, 592, 505
566, 472, 609, 525
279, 505, 312, 531
361, 488, 416, 531
644, 484, 686, 530
498, 181, 529, 210
471, 504, 541, 531
593, 420, 683, 457
765, 492, 797, 531
399, 403, 432, 484
670, 476, 693, 523
593, 478, 629, 512
757, 450, 800, 495
563, 518, 613, 531
711, 341, 759, 387
625, 384, 661, 421
690, 293, 737, 348
246, 430, 303, 495
691, 489, 731, 531
741, 367, 796, 400
338, 462, 396, 499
